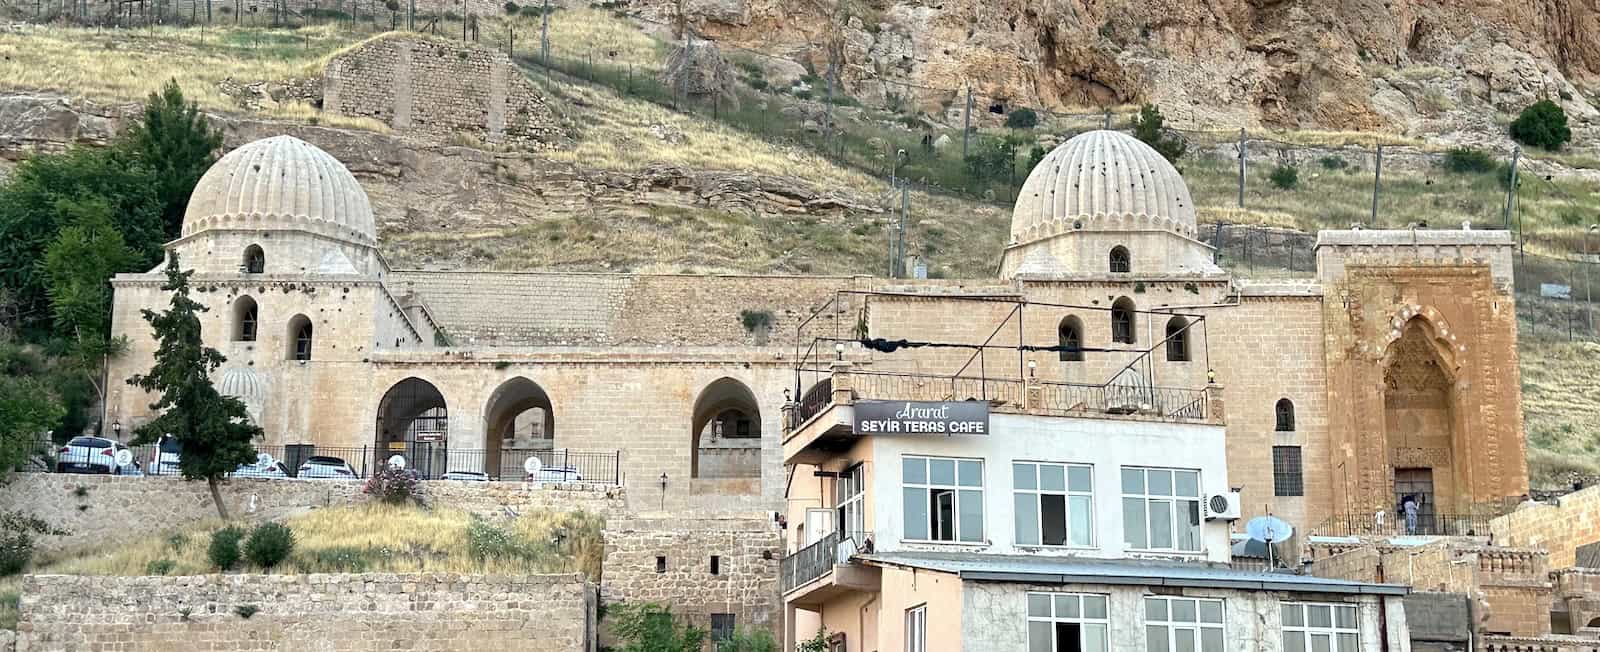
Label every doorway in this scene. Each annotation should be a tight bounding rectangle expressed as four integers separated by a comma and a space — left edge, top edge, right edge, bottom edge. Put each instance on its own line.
1394, 468, 1435, 534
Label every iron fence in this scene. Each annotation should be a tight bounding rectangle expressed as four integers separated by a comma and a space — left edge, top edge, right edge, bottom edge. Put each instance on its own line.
849, 370, 1026, 407
1035, 380, 1210, 422
1312, 512, 1495, 538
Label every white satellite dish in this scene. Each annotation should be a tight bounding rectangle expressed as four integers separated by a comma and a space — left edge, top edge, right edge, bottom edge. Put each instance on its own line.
387, 455, 407, 470
113, 449, 134, 467
1245, 515, 1294, 543
256, 452, 276, 467
523, 456, 544, 476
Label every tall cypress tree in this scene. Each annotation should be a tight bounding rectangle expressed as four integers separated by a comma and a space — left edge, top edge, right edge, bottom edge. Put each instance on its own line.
127, 252, 258, 519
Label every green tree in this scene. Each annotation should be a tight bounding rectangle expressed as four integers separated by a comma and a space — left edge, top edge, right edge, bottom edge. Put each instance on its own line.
610, 603, 707, 652
39, 199, 134, 415
0, 375, 63, 478
116, 79, 224, 237
1509, 99, 1572, 151
127, 252, 259, 519
1005, 107, 1039, 130
1131, 104, 1187, 163
717, 627, 778, 652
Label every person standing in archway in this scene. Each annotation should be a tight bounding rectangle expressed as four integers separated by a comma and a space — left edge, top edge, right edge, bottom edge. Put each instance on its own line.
1402, 494, 1419, 535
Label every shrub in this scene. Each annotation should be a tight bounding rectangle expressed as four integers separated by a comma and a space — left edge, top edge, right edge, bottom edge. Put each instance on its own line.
1510, 100, 1572, 151
747, 77, 768, 91
739, 309, 774, 332
0, 511, 64, 576
208, 526, 245, 571
610, 602, 706, 651
145, 558, 176, 576
1318, 156, 1348, 170
797, 628, 833, 652
1005, 107, 1039, 130
1269, 165, 1299, 190
502, 0, 516, 12
298, 546, 372, 572
244, 523, 295, 568
467, 517, 534, 561
1442, 147, 1498, 174
234, 604, 259, 619
1132, 104, 1186, 163
363, 465, 424, 505
718, 627, 779, 652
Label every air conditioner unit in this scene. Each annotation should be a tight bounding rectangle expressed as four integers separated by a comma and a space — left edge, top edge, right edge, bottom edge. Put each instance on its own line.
1204, 492, 1242, 521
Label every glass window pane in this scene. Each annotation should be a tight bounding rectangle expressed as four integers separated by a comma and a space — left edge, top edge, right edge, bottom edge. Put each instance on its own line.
958, 489, 984, 542
1041, 494, 1068, 546
1171, 599, 1197, 623
1149, 470, 1173, 496
903, 487, 929, 540
1336, 606, 1357, 629
1056, 594, 1079, 618
1312, 634, 1331, 652
1282, 604, 1304, 627
904, 457, 927, 484
1178, 501, 1203, 551
1015, 463, 1037, 490
1084, 623, 1108, 652
1145, 598, 1168, 622
1284, 632, 1306, 652
1199, 601, 1223, 624
1083, 595, 1107, 619
1122, 468, 1145, 494
1028, 593, 1052, 618
1308, 606, 1332, 628
1124, 498, 1149, 549
958, 460, 982, 487
1175, 470, 1199, 497
1147, 626, 1169, 652
1068, 465, 1093, 492
1015, 493, 1040, 545
930, 459, 956, 485
1150, 500, 1174, 549
1029, 622, 1053, 652
1176, 628, 1196, 652
1069, 495, 1094, 546
1337, 634, 1358, 652
1201, 628, 1224, 652
1041, 464, 1066, 492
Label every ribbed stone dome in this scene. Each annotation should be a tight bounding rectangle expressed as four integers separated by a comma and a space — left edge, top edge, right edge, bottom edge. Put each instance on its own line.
218, 365, 267, 402
1010, 130, 1197, 246
182, 135, 376, 246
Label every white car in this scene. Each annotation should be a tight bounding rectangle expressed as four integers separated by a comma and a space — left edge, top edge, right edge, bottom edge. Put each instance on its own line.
149, 435, 181, 476
233, 460, 291, 479
56, 436, 130, 474
527, 466, 583, 483
440, 470, 489, 482
297, 455, 359, 479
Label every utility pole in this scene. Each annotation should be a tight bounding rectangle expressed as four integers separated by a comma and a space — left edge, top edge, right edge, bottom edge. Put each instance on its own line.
1587, 225, 1597, 334
1370, 144, 1383, 225
899, 184, 910, 278
1503, 146, 1520, 229
1103, 110, 1111, 129
1237, 128, 1246, 209
961, 87, 972, 160
540, 0, 550, 64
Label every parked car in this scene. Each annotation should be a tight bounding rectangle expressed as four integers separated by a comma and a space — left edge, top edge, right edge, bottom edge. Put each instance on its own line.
233, 460, 291, 479
56, 436, 130, 474
149, 435, 181, 476
527, 466, 583, 483
440, 470, 489, 482
297, 456, 359, 479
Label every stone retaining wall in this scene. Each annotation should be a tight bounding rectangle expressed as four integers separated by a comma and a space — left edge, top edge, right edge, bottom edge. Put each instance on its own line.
602, 517, 781, 636
15, 573, 595, 651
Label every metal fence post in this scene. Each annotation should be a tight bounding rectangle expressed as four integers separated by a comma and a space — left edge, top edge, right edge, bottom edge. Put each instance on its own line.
1371, 144, 1383, 225
1237, 128, 1246, 209
961, 87, 972, 159
1504, 146, 1520, 228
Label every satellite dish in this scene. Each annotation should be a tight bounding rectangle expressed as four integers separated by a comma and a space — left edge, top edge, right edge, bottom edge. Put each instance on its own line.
113, 449, 134, 467
1246, 515, 1295, 543
387, 455, 406, 470
523, 456, 544, 475
256, 452, 276, 467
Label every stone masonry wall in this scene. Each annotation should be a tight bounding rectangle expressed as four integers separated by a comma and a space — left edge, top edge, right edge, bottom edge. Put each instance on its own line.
15, 573, 596, 651
602, 517, 781, 636
0, 474, 624, 554
1492, 487, 1600, 570
324, 35, 564, 148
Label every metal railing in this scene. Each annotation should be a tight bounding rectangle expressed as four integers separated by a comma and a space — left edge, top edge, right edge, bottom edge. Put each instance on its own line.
850, 370, 1026, 406
1312, 512, 1495, 537
1036, 381, 1210, 421
782, 529, 843, 593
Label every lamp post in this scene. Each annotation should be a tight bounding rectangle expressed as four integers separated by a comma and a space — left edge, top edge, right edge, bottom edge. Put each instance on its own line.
111, 420, 123, 441
834, 341, 846, 361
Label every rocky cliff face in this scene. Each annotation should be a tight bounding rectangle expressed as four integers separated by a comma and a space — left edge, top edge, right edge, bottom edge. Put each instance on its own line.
638, 0, 1599, 140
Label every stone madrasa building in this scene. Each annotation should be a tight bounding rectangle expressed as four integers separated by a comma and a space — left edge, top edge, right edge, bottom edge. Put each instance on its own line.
104, 131, 1529, 628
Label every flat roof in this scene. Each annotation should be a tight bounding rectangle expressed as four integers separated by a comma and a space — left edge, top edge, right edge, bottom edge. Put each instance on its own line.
860, 552, 1408, 596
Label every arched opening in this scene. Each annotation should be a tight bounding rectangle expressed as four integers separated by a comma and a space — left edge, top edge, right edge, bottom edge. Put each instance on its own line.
1383, 317, 1459, 522
233, 296, 258, 342
287, 315, 313, 361
1275, 399, 1295, 432
1058, 316, 1084, 362
376, 377, 449, 478
1109, 246, 1131, 273
1111, 297, 1136, 344
1165, 316, 1190, 362
243, 245, 265, 274
691, 378, 762, 480
484, 378, 556, 480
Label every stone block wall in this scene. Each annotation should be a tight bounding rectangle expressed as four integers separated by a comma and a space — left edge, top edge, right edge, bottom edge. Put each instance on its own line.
602, 517, 781, 636
1492, 488, 1600, 569
324, 35, 565, 148
15, 573, 596, 651
1307, 546, 1382, 582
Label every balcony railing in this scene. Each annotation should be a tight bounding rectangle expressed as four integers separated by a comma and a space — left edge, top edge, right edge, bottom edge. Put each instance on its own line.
1036, 380, 1209, 421
851, 371, 1026, 406
1312, 512, 1494, 537
780, 529, 873, 593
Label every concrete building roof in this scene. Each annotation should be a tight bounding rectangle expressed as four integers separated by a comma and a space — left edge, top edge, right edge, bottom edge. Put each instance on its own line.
859, 552, 1408, 595
182, 135, 377, 246
1010, 130, 1199, 245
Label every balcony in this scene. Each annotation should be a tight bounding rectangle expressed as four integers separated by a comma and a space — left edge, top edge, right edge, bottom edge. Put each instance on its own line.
780, 530, 881, 606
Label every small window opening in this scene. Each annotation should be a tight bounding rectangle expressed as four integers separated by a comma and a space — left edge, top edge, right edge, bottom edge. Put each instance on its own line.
710, 555, 721, 575
655, 556, 667, 573
1109, 246, 1131, 273
1275, 399, 1296, 432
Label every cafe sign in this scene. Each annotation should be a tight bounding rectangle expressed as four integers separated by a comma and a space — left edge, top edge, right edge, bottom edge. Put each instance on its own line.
853, 400, 990, 436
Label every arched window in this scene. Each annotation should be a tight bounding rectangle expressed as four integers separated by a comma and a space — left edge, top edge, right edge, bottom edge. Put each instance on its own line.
288, 315, 313, 361
243, 245, 265, 274
1058, 316, 1084, 362
1111, 297, 1136, 344
1275, 399, 1296, 432
1109, 246, 1130, 273
1165, 316, 1190, 362
232, 296, 258, 342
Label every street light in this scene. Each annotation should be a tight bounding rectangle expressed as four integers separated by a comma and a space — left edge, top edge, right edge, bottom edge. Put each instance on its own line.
834, 341, 846, 361
111, 420, 122, 440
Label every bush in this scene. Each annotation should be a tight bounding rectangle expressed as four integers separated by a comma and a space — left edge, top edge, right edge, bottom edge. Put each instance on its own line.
145, 558, 176, 575
1510, 99, 1572, 151
1442, 147, 1498, 174
363, 465, 424, 505
718, 627, 779, 652
1318, 156, 1348, 170
1269, 165, 1299, 190
1005, 107, 1039, 130
208, 526, 245, 571
1497, 162, 1521, 191
610, 602, 706, 651
1132, 104, 1186, 163
0, 511, 64, 576
739, 309, 774, 332
244, 522, 295, 568
503, 0, 517, 12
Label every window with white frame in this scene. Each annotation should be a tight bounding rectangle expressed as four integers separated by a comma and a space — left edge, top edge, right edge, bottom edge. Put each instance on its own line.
1014, 462, 1094, 547
905, 604, 927, 652
1121, 467, 1203, 552
1027, 592, 1108, 652
1281, 603, 1360, 652
836, 465, 865, 538
1145, 597, 1225, 652
902, 456, 984, 542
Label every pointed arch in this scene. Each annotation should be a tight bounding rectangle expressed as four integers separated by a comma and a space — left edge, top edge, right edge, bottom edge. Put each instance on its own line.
243, 245, 265, 274
1165, 316, 1190, 362
1275, 399, 1295, 432
484, 377, 556, 480
1058, 316, 1084, 362
691, 377, 762, 479
1109, 245, 1131, 273
232, 296, 258, 342
1111, 297, 1137, 344
287, 314, 313, 361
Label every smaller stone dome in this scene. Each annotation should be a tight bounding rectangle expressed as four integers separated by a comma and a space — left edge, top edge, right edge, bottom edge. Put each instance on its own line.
182, 135, 376, 246
218, 365, 268, 402
1010, 130, 1197, 246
